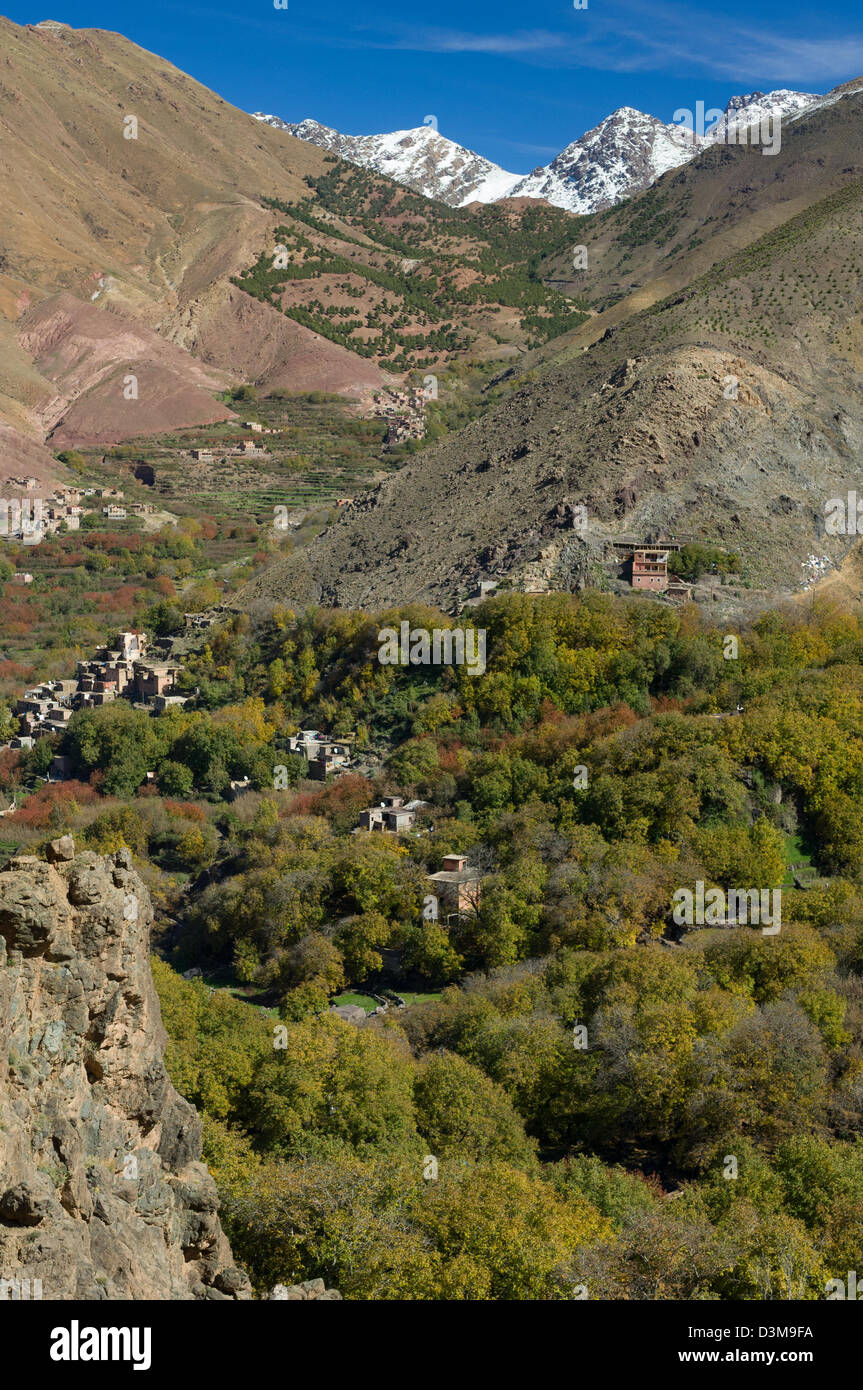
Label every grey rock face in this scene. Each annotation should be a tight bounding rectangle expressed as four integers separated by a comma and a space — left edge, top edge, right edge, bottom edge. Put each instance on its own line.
269, 1279, 343, 1300
0, 844, 250, 1300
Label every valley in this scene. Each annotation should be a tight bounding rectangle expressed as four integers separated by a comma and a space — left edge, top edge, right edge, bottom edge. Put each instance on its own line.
3, 9, 863, 1326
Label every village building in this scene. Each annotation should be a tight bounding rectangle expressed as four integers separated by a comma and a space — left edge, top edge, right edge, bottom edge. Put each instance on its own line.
132, 660, 182, 702
150, 693, 188, 712
308, 751, 340, 780
287, 728, 355, 780
185, 612, 218, 630
48, 507, 81, 530
3, 475, 41, 491
358, 796, 428, 833
631, 548, 669, 592
308, 740, 354, 780
462, 578, 498, 608
427, 854, 483, 915
11, 572, 33, 585
2, 627, 189, 752
75, 668, 120, 707
228, 777, 253, 799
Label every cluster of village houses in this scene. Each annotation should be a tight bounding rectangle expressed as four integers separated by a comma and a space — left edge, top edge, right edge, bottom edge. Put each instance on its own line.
5, 643, 484, 906
355, 794, 481, 911
245, 735, 483, 914
1, 479, 154, 541
189, 434, 271, 463
371, 388, 427, 447
285, 728, 356, 781
3, 630, 187, 769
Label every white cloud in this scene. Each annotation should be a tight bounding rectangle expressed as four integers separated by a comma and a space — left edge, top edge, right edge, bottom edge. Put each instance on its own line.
355, 8, 863, 86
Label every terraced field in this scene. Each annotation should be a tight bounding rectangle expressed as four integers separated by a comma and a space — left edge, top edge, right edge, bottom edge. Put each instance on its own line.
81, 391, 398, 521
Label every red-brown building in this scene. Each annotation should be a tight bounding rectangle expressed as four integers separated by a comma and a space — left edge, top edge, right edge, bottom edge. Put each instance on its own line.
632, 548, 669, 591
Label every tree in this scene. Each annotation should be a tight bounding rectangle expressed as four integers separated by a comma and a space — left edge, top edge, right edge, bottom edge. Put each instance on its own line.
145, 599, 185, 637
334, 911, 390, 985
221, 1155, 609, 1300
401, 920, 463, 985
413, 1052, 536, 1166
248, 1013, 418, 1158
67, 703, 160, 797
272, 932, 345, 1006
0, 703, 16, 743
157, 759, 195, 798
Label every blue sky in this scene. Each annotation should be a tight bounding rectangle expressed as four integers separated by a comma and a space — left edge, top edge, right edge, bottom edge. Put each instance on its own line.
6, 1, 863, 169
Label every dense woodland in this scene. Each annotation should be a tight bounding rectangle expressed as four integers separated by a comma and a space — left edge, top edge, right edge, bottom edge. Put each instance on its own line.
5, 590, 863, 1297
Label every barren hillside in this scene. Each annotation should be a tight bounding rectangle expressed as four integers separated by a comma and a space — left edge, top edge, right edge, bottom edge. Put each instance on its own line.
238, 96, 863, 611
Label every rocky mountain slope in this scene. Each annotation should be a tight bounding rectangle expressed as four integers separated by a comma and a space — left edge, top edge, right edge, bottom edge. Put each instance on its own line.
0, 18, 590, 456
258, 91, 820, 215
705, 89, 817, 144
237, 87, 863, 612
0, 838, 250, 1300
229, 173, 585, 373
20, 293, 235, 449
534, 78, 863, 352
508, 107, 699, 213
0, 17, 391, 454
508, 92, 820, 213
253, 116, 521, 206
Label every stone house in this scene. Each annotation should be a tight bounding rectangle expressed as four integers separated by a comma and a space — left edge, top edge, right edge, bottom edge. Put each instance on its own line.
358, 796, 427, 832
427, 854, 483, 915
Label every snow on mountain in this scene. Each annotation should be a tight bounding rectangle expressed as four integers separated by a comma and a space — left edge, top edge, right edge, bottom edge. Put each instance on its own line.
777, 77, 863, 125
703, 89, 820, 145
506, 107, 702, 215
254, 88, 824, 218
253, 114, 520, 207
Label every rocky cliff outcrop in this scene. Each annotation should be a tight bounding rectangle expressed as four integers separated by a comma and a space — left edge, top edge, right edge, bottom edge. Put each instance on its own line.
269, 1279, 342, 1300
0, 839, 250, 1300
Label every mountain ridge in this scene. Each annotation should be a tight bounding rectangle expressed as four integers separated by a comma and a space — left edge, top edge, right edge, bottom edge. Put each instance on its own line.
254, 88, 823, 215
237, 87, 863, 614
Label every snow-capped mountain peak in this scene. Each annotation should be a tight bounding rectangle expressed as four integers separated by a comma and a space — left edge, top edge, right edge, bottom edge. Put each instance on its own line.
507, 106, 703, 214
253, 112, 520, 207
253, 86, 825, 218
703, 89, 819, 145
